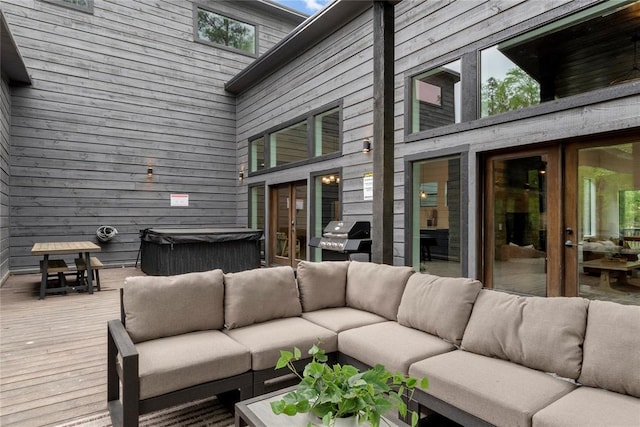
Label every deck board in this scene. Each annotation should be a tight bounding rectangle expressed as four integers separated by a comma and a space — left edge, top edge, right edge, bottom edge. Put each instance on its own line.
0, 267, 146, 426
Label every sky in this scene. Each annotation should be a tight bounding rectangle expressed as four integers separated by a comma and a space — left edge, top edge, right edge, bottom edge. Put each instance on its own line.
272, 0, 333, 16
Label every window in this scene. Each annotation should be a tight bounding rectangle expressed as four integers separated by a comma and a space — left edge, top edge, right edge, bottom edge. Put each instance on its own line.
411, 156, 461, 277
249, 185, 265, 261
248, 104, 341, 174
312, 172, 341, 261
43, 0, 93, 13
481, 0, 640, 117
195, 6, 256, 55
250, 137, 265, 172
314, 108, 340, 156
270, 121, 308, 167
410, 60, 461, 133
582, 178, 596, 238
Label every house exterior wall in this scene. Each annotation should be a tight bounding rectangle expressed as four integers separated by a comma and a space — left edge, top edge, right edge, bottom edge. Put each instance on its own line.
1, 0, 301, 271
393, 0, 640, 273
1, 75, 10, 283
235, 8, 376, 239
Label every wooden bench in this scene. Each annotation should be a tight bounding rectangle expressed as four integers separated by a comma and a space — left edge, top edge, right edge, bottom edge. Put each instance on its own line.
75, 257, 104, 291
39, 259, 69, 287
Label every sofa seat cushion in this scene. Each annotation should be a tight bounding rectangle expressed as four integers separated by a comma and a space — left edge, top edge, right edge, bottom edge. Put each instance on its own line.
578, 300, 640, 397
302, 307, 386, 333
346, 261, 414, 320
123, 269, 225, 343
532, 387, 640, 427
461, 289, 588, 380
135, 330, 251, 400
297, 261, 350, 312
397, 273, 482, 345
408, 350, 577, 427
223, 317, 337, 371
224, 266, 301, 329
338, 321, 455, 375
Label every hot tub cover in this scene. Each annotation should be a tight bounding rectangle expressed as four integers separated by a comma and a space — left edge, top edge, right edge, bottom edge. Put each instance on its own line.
140, 228, 263, 245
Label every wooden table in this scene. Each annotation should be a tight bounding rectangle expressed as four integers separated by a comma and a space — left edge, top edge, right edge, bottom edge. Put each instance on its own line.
582, 259, 640, 292
31, 241, 101, 299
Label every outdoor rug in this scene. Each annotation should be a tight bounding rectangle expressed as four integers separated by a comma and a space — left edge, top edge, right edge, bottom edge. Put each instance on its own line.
53, 397, 234, 427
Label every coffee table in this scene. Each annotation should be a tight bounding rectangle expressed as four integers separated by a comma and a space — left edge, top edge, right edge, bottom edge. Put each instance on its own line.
582, 259, 640, 292
235, 386, 408, 427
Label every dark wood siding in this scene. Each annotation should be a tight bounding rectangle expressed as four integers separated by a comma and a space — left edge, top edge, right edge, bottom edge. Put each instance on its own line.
1, 76, 10, 283
235, 9, 375, 250
2, 0, 300, 271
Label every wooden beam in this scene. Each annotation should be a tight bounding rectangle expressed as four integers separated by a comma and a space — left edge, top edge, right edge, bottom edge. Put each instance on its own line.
372, 1, 394, 265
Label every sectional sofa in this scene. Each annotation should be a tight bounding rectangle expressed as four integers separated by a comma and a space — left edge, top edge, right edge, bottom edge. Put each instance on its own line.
106, 261, 640, 427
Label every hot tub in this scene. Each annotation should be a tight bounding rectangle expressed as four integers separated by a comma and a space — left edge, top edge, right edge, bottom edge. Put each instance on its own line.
139, 228, 263, 275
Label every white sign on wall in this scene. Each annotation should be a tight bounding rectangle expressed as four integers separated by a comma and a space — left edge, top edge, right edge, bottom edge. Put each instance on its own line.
363, 173, 373, 201
170, 193, 189, 207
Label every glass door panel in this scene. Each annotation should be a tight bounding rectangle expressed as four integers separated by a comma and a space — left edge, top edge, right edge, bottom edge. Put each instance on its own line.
487, 154, 550, 296
573, 141, 640, 303
270, 181, 307, 267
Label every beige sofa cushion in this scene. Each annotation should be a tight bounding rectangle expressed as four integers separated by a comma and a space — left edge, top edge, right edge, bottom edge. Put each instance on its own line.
461, 289, 588, 379
135, 330, 251, 400
338, 321, 455, 375
224, 266, 301, 329
123, 270, 224, 343
346, 261, 414, 320
223, 317, 337, 371
302, 307, 386, 333
397, 273, 482, 345
409, 350, 576, 427
578, 300, 640, 397
532, 387, 640, 427
296, 261, 349, 312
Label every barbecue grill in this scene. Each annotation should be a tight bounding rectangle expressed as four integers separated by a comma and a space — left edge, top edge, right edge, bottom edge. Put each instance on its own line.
309, 221, 372, 261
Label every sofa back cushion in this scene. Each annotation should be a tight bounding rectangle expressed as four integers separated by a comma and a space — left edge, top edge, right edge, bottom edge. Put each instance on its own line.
224, 266, 301, 329
297, 261, 350, 312
397, 273, 482, 345
123, 269, 225, 343
461, 290, 589, 379
346, 261, 415, 320
578, 300, 640, 397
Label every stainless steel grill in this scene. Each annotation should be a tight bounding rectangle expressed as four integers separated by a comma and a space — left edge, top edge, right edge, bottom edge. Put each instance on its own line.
309, 221, 371, 260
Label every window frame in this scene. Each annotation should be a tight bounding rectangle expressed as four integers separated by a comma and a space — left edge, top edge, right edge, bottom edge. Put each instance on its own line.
403, 1, 640, 143
310, 168, 343, 262
248, 101, 343, 176
193, 3, 259, 57
248, 182, 266, 263
42, 0, 94, 14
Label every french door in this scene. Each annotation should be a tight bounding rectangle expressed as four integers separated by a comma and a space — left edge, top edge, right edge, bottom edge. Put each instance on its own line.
484, 137, 640, 303
269, 181, 307, 267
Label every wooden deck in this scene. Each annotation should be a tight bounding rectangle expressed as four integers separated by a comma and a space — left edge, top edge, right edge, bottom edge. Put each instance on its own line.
0, 267, 146, 426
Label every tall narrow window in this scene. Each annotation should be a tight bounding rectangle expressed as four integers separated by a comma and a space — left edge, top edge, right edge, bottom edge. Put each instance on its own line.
315, 108, 340, 156
411, 59, 461, 133
249, 137, 265, 172
411, 156, 461, 276
582, 178, 596, 238
249, 185, 265, 262
196, 7, 256, 55
312, 173, 341, 261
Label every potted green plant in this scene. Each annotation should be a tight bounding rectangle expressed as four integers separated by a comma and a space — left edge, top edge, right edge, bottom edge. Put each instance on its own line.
270, 344, 428, 427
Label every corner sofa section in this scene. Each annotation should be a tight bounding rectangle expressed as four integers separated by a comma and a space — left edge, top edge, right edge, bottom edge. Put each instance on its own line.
107, 261, 640, 427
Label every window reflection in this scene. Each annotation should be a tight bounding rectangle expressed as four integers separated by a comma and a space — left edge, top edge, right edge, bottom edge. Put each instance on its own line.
315, 109, 340, 156
271, 121, 308, 167
411, 59, 461, 132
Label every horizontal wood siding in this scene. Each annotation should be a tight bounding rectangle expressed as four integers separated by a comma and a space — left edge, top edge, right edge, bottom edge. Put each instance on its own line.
236, 9, 376, 239
392, 0, 640, 266
2, 0, 300, 271
1, 76, 10, 284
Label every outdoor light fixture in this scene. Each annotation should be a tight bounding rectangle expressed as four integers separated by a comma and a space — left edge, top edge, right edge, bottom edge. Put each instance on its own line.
238, 170, 244, 181
147, 166, 153, 177
362, 137, 372, 153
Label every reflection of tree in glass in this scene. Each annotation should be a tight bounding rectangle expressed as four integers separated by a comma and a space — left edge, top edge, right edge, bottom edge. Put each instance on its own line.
198, 10, 254, 54
482, 68, 540, 116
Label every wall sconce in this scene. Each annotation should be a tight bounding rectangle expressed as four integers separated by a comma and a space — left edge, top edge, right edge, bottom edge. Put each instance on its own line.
147, 166, 153, 177
238, 170, 244, 181
362, 137, 371, 153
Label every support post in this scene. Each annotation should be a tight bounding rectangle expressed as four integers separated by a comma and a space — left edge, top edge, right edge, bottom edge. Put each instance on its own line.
372, 1, 395, 264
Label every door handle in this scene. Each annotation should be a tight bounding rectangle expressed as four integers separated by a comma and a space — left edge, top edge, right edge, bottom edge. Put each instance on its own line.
565, 240, 575, 247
